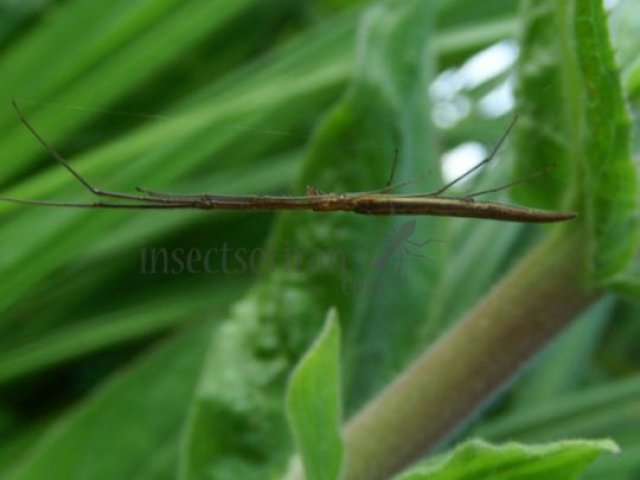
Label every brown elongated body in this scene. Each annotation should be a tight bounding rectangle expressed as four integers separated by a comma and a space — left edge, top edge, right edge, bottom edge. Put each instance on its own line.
1, 101, 577, 223
173, 194, 574, 222
350, 195, 575, 222
0, 193, 574, 223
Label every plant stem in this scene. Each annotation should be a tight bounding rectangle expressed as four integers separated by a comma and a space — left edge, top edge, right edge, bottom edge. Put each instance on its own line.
342, 226, 599, 480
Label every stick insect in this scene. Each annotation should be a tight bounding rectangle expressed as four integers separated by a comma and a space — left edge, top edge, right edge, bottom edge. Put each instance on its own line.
1, 101, 576, 223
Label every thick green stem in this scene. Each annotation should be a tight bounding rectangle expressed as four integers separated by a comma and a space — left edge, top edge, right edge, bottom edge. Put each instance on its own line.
342, 226, 599, 480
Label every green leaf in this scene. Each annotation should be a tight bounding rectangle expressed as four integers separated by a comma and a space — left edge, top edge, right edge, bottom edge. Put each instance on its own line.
0, 281, 242, 385
393, 439, 619, 480
0, 0, 259, 179
626, 55, 640, 98
514, 0, 639, 283
286, 308, 343, 480
3, 322, 212, 480
573, 0, 639, 282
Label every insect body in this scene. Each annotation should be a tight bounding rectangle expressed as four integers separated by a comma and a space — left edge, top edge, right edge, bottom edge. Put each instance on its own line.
1, 101, 577, 223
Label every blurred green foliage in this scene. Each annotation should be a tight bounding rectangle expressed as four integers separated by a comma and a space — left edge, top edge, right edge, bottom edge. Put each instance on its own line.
0, 0, 638, 479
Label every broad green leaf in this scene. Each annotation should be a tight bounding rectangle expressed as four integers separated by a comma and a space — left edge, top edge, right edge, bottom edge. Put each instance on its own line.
476, 372, 640, 480
4, 322, 212, 480
393, 439, 618, 480
514, 0, 638, 283
573, 0, 639, 282
286, 308, 343, 480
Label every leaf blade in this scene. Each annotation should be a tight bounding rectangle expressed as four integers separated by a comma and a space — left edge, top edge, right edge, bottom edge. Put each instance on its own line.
286, 308, 343, 480
393, 439, 619, 480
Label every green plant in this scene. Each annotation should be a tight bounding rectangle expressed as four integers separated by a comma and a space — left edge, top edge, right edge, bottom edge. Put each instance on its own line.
0, 0, 638, 479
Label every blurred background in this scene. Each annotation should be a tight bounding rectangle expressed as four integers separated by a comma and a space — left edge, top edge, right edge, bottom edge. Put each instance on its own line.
0, 0, 639, 478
